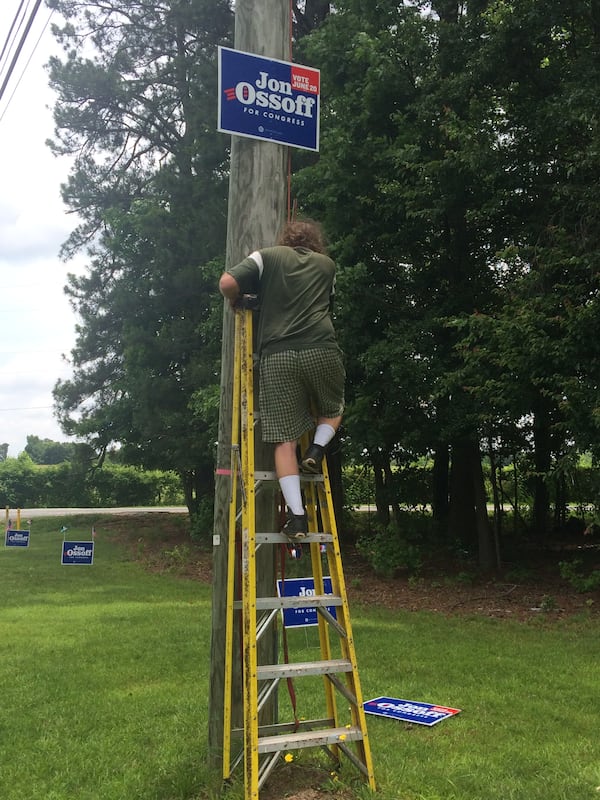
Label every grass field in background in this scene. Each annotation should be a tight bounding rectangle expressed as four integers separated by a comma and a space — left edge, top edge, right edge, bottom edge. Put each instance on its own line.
0, 515, 598, 800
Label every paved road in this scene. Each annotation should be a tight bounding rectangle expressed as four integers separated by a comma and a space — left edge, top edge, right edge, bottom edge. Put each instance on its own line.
7, 506, 188, 518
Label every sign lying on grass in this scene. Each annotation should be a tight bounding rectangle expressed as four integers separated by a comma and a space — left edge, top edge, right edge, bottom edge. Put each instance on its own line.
276, 576, 336, 628
218, 46, 320, 151
363, 697, 461, 727
5, 529, 30, 548
62, 541, 94, 566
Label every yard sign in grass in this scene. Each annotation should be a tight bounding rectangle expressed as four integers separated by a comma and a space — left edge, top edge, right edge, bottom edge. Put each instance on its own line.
276, 576, 336, 628
364, 696, 461, 727
5, 529, 30, 547
61, 540, 94, 565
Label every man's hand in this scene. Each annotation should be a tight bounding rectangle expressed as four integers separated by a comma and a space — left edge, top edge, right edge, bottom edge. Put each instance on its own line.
236, 294, 260, 310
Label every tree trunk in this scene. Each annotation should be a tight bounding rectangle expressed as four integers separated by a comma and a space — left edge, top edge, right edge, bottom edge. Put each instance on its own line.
371, 450, 390, 526
327, 431, 346, 540
431, 442, 450, 534
472, 440, 496, 572
449, 436, 496, 571
448, 437, 477, 549
532, 397, 552, 539
487, 435, 503, 571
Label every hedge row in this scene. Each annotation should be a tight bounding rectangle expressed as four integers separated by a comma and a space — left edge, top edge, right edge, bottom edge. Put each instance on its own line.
0, 457, 183, 509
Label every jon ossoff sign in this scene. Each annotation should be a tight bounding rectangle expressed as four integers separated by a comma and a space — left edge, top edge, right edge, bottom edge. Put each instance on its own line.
218, 46, 320, 151
363, 697, 461, 727
62, 541, 94, 566
5, 529, 30, 547
276, 576, 336, 628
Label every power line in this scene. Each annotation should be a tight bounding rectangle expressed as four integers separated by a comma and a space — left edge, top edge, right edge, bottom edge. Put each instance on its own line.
0, 405, 54, 411
0, 6, 53, 124
0, 0, 44, 108
0, 0, 27, 68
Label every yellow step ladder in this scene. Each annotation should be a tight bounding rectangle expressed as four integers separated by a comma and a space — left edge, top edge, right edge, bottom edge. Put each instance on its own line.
223, 300, 376, 799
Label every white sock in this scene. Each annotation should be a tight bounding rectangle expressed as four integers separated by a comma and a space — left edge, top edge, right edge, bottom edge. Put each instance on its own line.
313, 423, 336, 448
279, 475, 304, 516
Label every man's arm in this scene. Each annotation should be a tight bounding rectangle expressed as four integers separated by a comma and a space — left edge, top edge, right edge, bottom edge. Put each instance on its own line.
219, 272, 241, 307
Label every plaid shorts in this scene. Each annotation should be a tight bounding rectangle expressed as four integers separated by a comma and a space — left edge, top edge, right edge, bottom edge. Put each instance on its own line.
259, 348, 345, 442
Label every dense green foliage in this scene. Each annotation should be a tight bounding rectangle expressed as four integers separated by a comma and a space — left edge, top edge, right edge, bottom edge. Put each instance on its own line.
293, 0, 600, 562
47, 0, 233, 521
24, 435, 78, 464
45, 1, 600, 566
0, 454, 182, 508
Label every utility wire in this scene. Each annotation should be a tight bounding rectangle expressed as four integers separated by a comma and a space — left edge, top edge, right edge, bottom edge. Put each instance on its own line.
0, 405, 54, 411
0, 7, 53, 124
0, 0, 27, 68
0, 0, 44, 106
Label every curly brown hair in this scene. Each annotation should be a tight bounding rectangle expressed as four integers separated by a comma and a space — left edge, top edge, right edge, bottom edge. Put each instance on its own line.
277, 218, 327, 254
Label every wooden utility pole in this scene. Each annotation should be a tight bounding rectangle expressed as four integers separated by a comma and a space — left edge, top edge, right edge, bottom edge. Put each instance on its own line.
208, 0, 290, 764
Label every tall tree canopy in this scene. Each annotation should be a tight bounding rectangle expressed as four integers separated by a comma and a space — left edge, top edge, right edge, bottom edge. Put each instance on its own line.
48, 0, 233, 520
46, 0, 600, 559
293, 0, 600, 561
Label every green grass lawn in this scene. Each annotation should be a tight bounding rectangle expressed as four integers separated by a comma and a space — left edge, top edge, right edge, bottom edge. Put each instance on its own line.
1, 516, 598, 800
0, 517, 213, 800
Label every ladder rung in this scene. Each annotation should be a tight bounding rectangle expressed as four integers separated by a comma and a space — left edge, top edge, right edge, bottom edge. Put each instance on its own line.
234, 594, 342, 612
256, 717, 335, 737
254, 532, 333, 544
257, 726, 364, 754
254, 470, 324, 482
256, 532, 333, 544
232, 717, 334, 739
257, 658, 352, 681
261, 594, 342, 610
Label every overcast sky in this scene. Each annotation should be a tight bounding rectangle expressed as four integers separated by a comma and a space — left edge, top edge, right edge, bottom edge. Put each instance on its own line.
0, 2, 84, 457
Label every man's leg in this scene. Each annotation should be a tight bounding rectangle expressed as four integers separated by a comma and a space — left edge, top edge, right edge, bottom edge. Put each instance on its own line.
275, 440, 303, 513
314, 415, 342, 445
300, 348, 345, 473
301, 415, 342, 474
275, 441, 307, 538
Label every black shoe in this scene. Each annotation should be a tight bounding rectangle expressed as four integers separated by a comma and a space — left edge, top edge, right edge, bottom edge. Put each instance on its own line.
301, 443, 325, 474
282, 512, 307, 541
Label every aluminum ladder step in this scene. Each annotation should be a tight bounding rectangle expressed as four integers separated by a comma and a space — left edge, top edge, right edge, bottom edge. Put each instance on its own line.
255, 470, 324, 483
257, 725, 364, 754
257, 658, 352, 681
255, 531, 333, 544
235, 594, 342, 612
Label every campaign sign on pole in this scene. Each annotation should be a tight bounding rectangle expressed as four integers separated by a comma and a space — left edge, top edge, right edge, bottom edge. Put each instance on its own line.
5, 529, 30, 548
218, 46, 320, 151
62, 541, 94, 566
276, 576, 336, 628
363, 697, 461, 727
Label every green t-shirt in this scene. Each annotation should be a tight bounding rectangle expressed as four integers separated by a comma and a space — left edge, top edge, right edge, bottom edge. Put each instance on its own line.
227, 245, 339, 356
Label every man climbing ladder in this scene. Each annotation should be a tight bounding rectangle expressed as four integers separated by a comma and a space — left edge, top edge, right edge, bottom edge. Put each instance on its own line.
220, 294, 376, 799
219, 218, 345, 541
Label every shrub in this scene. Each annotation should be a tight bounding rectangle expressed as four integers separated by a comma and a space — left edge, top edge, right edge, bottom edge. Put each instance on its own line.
356, 524, 423, 577
559, 558, 600, 593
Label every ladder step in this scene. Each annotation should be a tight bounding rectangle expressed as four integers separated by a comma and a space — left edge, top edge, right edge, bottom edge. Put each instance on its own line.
232, 717, 334, 739
257, 726, 364, 754
257, 658, 352, 681
254, 470, 324, 483
234, 594, 342, 612
260, 594, 342, 610
256, 532, 333, 544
